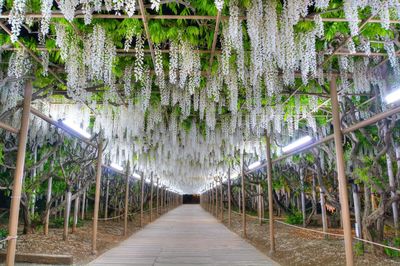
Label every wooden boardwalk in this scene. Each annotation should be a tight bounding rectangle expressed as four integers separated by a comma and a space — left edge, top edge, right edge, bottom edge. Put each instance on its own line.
88, 205, 278, 266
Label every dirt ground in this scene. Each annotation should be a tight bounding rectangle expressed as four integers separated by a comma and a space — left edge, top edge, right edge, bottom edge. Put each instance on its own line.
221, 210, 400, 266
2, 207, 400, 265
0, 210, 163, 265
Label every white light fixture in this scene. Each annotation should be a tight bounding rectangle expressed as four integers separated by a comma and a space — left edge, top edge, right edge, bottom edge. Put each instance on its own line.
282, 136, 313, 153
385, 89, 400, 104
62, 119, 91, 139
132, 173, 141, 179
248, 161, 261, 170
110, 163, 123, 172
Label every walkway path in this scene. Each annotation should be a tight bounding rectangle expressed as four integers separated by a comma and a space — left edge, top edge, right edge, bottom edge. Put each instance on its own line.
88, 205, 278, 266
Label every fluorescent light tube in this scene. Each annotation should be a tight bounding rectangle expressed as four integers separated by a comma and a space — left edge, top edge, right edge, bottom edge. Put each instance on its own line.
62, 119, 91, 139
385, 89, 400, 104
110, 163, 123, 172
132, 173, 141, 179
248, 161, 261, 170
282, 136, 313, 153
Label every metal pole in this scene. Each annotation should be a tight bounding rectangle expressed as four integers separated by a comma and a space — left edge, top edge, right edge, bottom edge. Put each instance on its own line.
91, 137, 103, 255
240, 152, 247, 238
140, 173, 144, 227
124, 162, 130, 236
265, 134, 275, 253
227, 166, 232, 227
6, 80, 32, 266
330, 78, 354, 266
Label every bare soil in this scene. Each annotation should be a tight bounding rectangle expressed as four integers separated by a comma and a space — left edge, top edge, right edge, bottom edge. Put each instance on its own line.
2, 208, 400, 265
221, 211, 400, 266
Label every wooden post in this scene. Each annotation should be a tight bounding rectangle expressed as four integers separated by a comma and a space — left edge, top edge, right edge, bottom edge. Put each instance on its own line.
44, 176, 52, 235
105, 179, 110, 219
81, 188, 86, 220
59, 196, 63, 219
150, 174, 154, 222
265, 134, 275, 253
6, 80, 32, 266
92, 137, 103, 255
140, 173, 144, 227
352, 184, 362, 238
63, 190, 72, 240
300, 168, 306, 227
386, 154, 399, 231
240, 152, 247, 238
72, 182, 80, 233
211, 184, 214, 215
166, 190, 168, 210
258, 183, 262, 225
124, 163, 130, 236
160, 187, 164, 214
30, 145, 38, 216
238, 189, 241, 214
215, 181, 218, 218
330, 78, 354, 266
220, 178, 223, 221
227, 166, 232, 227
156, 178, 159, 216
320, 188, 328, 238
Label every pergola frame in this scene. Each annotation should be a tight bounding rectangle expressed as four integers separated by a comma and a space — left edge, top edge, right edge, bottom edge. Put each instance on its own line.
1, 3, 400, 266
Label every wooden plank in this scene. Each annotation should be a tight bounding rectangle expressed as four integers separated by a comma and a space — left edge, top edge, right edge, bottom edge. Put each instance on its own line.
0, 252, 73, 265
89, 205, 278, 266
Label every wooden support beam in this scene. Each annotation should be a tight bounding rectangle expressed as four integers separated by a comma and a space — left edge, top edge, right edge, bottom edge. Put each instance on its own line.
322, 12, 379, 66
330, 78, 354, 266
0, 12, 399, 24
4, 47, 393, 57
227, 166, 231, 227
240, 152, 247, 238
220, 178, 223, 221
140, 173, 145, 227
0, 121, 19, 134
156, 178, 159, 216
124, 162, 130, 236
208, 11, 221, 75
0, 22, 65, 85
91, 137, 103, 255
265, 134, 275, 254
5, 80, 32, 266
138, 0, 156, 64
105, 179, 109, 219
150, 174, 154, 222
44, 175, 52, 235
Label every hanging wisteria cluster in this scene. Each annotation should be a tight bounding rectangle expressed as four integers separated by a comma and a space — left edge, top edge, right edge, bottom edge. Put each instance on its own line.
3, 0, 400, 193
